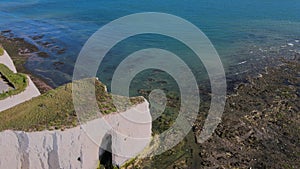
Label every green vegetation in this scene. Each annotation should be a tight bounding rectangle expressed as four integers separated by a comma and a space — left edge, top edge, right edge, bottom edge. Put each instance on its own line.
97, 163, 119, 169
0, 78, 144, 132
0, 36, 38, 74
0, 46, 3, 56
97, 164, 105, 169
121, 157, 136, 168
0, 64, 28, 100
0, 35, 52, 93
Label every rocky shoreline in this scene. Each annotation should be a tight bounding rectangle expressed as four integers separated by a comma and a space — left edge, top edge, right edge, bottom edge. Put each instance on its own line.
125, 57, 299, 169
193, 58, 300, 168
1, 29, 299, 168
0, 30, 52, 93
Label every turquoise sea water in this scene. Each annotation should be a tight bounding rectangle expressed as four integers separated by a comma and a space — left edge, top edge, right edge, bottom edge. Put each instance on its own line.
0, 0, 299, 90
1, 1, 299, 167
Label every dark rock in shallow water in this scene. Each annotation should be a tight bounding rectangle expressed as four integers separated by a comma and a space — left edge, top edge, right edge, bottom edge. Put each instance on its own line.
37, 51, 50, 58
53, 61, 64, 66
147, 77, 155, 82
36, 40, 53, 48
1, 30, 11, 34
57, 48, 66, 54
30, 35, 44, 40
192, 58, 300, 168
157, 80, 167, 84
53, 61, 65, 70
42, 41, 52, 47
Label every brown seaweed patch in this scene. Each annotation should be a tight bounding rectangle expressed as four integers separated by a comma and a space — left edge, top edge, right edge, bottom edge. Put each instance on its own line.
30, 35, 44, 40
57, 48, 66, 55
37, 51, 50, 58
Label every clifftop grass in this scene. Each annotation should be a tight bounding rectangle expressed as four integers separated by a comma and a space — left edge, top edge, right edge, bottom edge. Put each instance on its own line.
0, 46, 3, 56
0, 78, 144, 132
0, 64, 28, 100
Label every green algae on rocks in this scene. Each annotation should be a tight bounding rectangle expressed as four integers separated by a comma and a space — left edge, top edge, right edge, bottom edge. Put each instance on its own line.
0, 33, 52, 93
124, 58, 300, 169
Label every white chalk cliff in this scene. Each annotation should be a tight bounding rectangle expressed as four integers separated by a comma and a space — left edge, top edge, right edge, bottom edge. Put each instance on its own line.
0, 101, 152, 169
0, 49, 40, 112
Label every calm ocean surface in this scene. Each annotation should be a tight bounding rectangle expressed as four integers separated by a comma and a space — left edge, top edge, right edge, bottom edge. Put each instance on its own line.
0, 0, 299, 90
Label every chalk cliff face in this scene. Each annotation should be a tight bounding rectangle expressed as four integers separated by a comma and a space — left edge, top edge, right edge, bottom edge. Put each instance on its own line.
0, 50, 41, 112
0, 101, 152, 169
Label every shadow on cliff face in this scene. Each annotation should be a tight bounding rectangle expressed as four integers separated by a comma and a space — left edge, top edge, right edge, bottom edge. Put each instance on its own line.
99, 133, 114, 169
